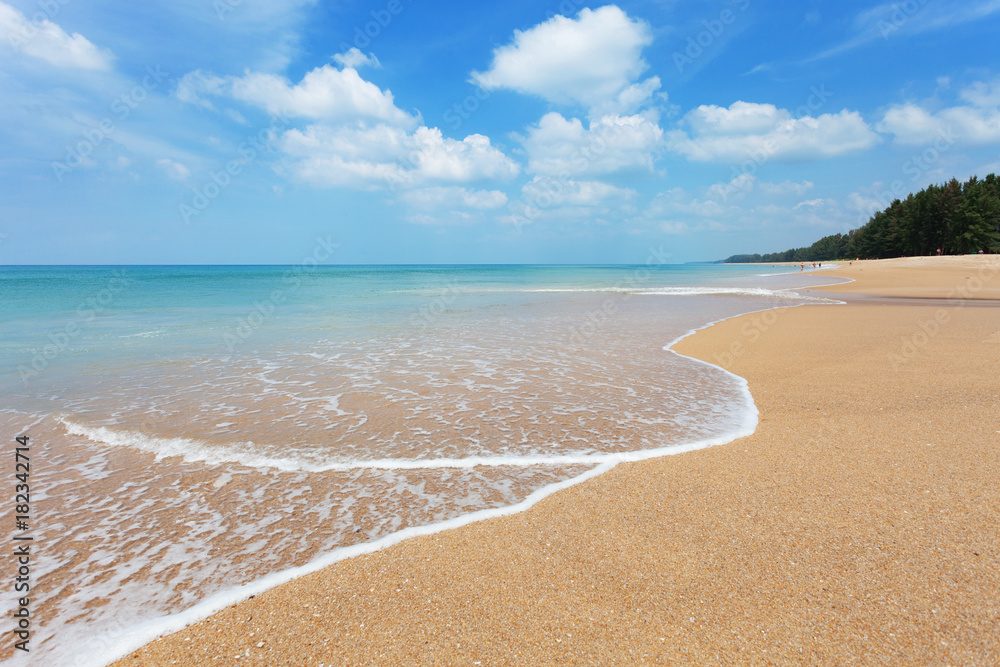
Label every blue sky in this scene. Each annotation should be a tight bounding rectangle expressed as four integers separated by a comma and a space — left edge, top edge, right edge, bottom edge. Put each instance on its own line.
2, 0, 1000, 264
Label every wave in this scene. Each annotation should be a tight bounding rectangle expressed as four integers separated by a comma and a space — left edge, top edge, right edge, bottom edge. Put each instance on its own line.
59, 410, 756, 472
390, 285, 839, 299
523, 286, 840, 301
119, 330, 165, 339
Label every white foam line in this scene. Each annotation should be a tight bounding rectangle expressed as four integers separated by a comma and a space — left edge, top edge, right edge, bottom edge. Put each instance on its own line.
84, 288, 849, 667
86, 427, 754, 667
521, 286, 827, 297
59, 419, 742, 471
755, 264, 844, 277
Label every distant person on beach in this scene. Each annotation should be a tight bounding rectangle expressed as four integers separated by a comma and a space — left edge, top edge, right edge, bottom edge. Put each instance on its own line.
800, 264, 804, 271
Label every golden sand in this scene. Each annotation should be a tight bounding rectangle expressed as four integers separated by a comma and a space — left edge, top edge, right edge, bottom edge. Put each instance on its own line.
115, 257, 1000, 665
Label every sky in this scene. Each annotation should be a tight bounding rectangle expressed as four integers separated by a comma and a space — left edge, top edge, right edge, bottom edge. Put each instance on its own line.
2, 0, 1000, 264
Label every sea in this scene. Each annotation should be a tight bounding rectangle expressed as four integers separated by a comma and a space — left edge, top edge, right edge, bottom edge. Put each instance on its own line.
0, 263, 843, 666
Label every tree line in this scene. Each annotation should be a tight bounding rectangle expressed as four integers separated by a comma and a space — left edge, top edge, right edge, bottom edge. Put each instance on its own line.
726, 174, 1000, 263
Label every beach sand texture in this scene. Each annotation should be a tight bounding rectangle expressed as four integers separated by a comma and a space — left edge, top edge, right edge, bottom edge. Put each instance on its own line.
115, 256, 1000, 665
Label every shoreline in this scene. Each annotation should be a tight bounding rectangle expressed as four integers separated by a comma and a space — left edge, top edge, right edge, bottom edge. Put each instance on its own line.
114, 256, 1000, 665
94, 283, 774, 666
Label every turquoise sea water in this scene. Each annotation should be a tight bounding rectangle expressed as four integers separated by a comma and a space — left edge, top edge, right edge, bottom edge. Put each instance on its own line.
0, 264, 841, 666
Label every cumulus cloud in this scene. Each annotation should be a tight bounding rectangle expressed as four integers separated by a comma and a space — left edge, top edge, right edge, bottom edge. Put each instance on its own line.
177, 48, 523, 192
0, 1, 113, 70
666, 101, 879, 162
471, 5, 659, 115
877, 79, 1000, 145
521, 111, 663, 176
176, 55, 416, 126
332, 47, 379, 70
279, 124, 519, 189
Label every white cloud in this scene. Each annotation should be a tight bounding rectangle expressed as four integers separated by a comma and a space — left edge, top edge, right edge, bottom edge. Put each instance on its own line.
156, 158, 190, 181
401, 187, 508, 210
176, 57, 417, 126
175, 70, 228, 110
758, 179, 814, 196
644, 187, 735, 227
521, 177, 635, 208
332, 48, 379, 70
666, 101, 879, 162
705, 174, 815, 204
794, 198, 830, 209
471, 5, 659, 114
877, 79, 1000, 145
876, 105, 944, 144
279, 124, 520, 189
502, 175, 637, 229
960, 78, 1000, 107
784, 197, 845, 229
0, 1, 113, 70
521, 111, 663, 176
812, 0, 1000, 61
400, 186, 509, 226
706, 173, 755, 201
178, 51, 521, 191
846, 190, 884, 215
659, 221, 691, 235
640, 183, 854, 237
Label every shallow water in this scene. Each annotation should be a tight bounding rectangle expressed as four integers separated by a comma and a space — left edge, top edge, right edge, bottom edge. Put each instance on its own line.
0, 264, 841, 666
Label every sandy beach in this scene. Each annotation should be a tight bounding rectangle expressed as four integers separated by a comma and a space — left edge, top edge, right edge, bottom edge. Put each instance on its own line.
115, 256, 1000, 665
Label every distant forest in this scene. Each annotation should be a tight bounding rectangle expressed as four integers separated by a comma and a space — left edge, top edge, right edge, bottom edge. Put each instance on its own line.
726, 174, 1000, 263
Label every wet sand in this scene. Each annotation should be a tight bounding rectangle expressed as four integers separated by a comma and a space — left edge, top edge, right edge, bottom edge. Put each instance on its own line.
115, 256, 1000, 665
